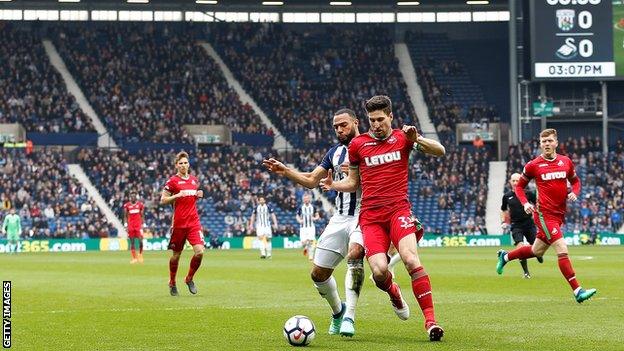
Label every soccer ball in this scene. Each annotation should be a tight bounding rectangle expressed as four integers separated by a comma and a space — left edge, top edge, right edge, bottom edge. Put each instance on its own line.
283, 315, 316, 346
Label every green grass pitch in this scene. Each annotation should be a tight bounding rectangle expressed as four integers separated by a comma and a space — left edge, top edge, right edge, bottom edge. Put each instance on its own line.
2, 246, 623, 350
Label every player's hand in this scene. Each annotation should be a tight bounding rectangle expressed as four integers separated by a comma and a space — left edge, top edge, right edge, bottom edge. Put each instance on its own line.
262, 158, 287, 176
196, 190, 204, 198
523, 203, 535, 215
402, 125, 421, 142
320, 169, 333, 192
123, 222, 127, 228
501, 223, 509, 231
567, 192, 577, 202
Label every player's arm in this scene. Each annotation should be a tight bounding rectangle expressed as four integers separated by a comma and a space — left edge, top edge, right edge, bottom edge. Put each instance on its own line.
17, 217, 21, 236
123, 208, 128, 227
271, 212, 278, 229
160, 190, 181, 205
500, 195, 509, 230
313, 211, 320, 221
402, 125, 445, 157
321, 166, 359, 193
2, 217, 6, 234
515, 167, 534, 214
248, 211, 255, 230
263, 158, 327, 189
296, 209, 303, 224
567, 160, 581, 202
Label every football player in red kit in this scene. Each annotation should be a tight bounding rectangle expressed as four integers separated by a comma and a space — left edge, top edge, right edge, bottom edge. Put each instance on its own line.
161, 151, 205, 296
123, 190, 144, 263
496, 128, 597, 303
322, 95, 446, 341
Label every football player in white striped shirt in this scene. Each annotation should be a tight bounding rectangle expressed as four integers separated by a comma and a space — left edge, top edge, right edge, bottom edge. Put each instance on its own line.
263, 108, 364, 337
248, 196, 278, 259
297, 193, 320, 260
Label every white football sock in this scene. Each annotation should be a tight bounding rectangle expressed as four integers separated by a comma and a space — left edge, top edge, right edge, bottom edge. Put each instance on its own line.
314, 276, 342, 315
344, 259, 364, 320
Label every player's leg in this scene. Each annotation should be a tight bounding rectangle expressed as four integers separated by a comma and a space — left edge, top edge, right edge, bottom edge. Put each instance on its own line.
257, 231, 266, 258
129, 234, 138, 263
184, 227, 205, 294
341, 236, 364, 337
497, 216, 542, 274
526, 225, 543, 263
138, 235, 144, 263
311, 260, 344, 335
266, 230, 273, 258
8, 238, 16, 254
388, 250, 402, 276
551, 237, 597, 302
511, 228, 530, 277
390, 212, 443, 341
167, 228, 185, 295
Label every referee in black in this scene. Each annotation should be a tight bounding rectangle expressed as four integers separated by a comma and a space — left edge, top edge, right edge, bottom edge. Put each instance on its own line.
500, 173, 543, 278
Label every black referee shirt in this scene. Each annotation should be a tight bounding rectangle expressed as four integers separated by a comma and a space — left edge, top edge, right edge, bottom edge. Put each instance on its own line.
501, 190, 536, 223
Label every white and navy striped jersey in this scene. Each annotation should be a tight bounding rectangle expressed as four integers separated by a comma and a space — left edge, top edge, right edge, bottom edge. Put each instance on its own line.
298, 203, 316, 228
320, 144, 362, 216
254, 204, 273, 228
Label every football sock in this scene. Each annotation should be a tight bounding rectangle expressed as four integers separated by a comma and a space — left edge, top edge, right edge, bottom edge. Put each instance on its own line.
388, 253, 401, 273
169, 256, 179, 286
139, 239, 143, 254
344, 259, 364, 320
410, 266, 436, 324
507, 245, 535, 261
557, 253, 580, 291
266, 240, 272, 257
186, 253, 203, 283
520, 259, 529, 275
130, 238, 137, 259
314, 276, 342, 315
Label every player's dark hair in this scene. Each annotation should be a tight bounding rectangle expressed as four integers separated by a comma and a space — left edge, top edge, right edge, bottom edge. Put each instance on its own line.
365, 95, 392, 115
540, 128, 557, 139
175, 151, 189, 165
334, 108, 357, 120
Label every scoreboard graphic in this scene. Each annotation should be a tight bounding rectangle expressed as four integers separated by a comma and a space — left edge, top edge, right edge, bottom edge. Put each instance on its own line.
529, 0, 624, 80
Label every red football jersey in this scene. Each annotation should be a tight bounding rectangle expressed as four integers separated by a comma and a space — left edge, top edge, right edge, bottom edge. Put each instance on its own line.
349, 129, 414, 221
123, 201, 144, 230
163, 174, 201, 228
519, 154, 578, 219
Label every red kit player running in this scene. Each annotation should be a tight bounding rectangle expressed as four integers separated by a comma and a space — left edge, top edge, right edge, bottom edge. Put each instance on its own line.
322, 95, 446, 341
496, 128, 597, 303
123, 190, 144, 264
160, 151, 205, 296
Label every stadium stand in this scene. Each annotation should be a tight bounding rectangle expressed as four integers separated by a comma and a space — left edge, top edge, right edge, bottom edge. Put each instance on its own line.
0, 148, 112, 239
211, 23, 418, 149
405, 31, 499, 144
410, 145, 492, 235
52, 24, 270, 145
0, 23, 95, 133
76, 146, 330, 238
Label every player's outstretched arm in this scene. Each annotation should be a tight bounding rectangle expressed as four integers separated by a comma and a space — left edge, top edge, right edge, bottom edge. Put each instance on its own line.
263, 158, 328, 189
320, 168, 359, 193
402, 125, 445, 156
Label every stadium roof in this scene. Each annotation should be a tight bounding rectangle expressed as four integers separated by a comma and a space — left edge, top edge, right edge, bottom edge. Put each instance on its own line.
0, 0, 509, 11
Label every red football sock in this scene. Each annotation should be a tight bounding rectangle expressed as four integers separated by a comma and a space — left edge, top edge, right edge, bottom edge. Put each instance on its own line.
558, 253, 580, 291
169, 256, 179, 286
185, 254, 203, 283
374, 271, 393, 291
410, 267, 436, 325
507, 245, 535, 261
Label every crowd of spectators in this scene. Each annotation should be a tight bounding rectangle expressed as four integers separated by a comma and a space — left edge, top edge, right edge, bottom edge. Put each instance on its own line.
211, 23, 418, 149
0, 23, 94, 133
0, 148, 112, 240
53, 23, 269, 144
411, 145, 491, 235
506, 137, 623, 235
76, 146, 330, 238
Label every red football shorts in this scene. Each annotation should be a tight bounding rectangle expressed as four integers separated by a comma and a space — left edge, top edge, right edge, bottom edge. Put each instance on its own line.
533, 212, 563, 245
127, 228, 142, 239
168, 225, 204, 251
360, 207, 424, 258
